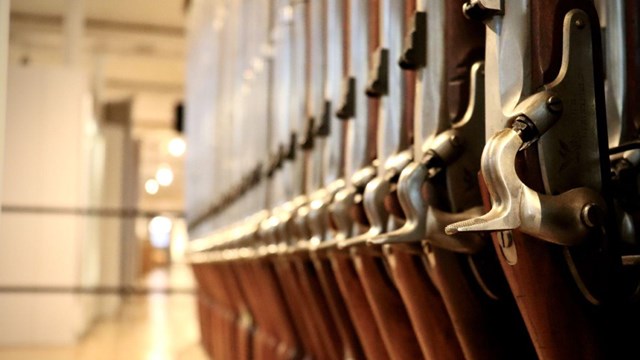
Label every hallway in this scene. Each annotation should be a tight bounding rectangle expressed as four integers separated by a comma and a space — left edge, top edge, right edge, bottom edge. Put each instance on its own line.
0, 265, 206, 360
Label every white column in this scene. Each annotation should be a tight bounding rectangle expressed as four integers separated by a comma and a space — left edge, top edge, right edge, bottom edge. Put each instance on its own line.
0, 0, 9, 208
64, 0, 84, 66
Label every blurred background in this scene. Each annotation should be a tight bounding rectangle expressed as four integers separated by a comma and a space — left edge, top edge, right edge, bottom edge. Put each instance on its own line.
0, 0, 204, 358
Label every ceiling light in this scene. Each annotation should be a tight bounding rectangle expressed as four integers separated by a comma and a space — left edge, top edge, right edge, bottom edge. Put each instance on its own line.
145, 179, 159, 195
148, 216, 172, 249
168, 137, 186, 157
155, 164, 174, 186
149, 216, 172, 234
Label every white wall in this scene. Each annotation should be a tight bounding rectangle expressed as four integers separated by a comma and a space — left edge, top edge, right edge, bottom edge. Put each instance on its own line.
0, 65, 96, 345
95, 126, 124, 317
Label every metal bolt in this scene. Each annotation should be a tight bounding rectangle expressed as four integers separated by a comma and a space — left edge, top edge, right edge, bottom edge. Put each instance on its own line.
581, 203, 604, 228
546, 96, 563, 114
450, 135, 462, 147
575, 19, 585, 29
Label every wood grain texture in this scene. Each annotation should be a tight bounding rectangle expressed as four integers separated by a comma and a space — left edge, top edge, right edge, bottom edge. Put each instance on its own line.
272, 259, 324, 357
330, 252, 391, 360
352, 248, 424, 360
313, 253, 366, 359
427, 246, 536, 360
387, 246, 465, 360
291, 256, 344, 359
491, 232, 609, 359
232, 262, 300, 359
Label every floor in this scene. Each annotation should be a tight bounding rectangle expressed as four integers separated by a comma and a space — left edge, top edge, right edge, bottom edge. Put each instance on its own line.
0, 264, 207, 360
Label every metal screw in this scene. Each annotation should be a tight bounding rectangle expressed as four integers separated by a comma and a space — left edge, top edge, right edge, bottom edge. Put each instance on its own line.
581, 203, 604, 228
575, 19, 585, 29
546, 96, 563, 114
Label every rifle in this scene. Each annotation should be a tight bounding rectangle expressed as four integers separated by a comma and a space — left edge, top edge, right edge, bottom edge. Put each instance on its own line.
322, 0, 393, 358
353, 0, 474, 358
332, 0, 435, 358
206, 0, 313, 356
447, 0, 640, 357
189, 0, 278, 355
285, 0, 356, 356
261, 1, 331, 357
256, 1, 339, 357
302, 0, 368, 357
375, 2, 471, 358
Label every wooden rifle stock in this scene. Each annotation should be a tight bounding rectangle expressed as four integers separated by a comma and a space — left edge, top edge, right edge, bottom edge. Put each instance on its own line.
193, 263, 237, 359
351, 246, 424, 359
192, 265, 214, 358
289, 253, 344, 358
427, 244, 536, 360
272, 257, 326, 358
206, 264, 241, 360
330, 250, 391, 359
312, 249, 366, 359
481, 183, 619, 358
215, 263, 253, 360
233, 259, 300, 359
384, 245, 465, 360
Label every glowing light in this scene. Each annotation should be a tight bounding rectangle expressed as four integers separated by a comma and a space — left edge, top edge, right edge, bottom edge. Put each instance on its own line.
145, 179, 160, 195
149, 216, 172, 234
168, 137, 186, 157
148, 216, 173, 248
155, 164, 174, 186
